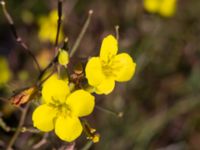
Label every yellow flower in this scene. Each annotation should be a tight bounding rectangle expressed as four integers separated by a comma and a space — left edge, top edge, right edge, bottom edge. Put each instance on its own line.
32, 74, 95, 142
38, 10, 64, 43
144, 0, 177, 17
0, 56, 11, 86
37, 49, 53, 69
85, 35, 136, 95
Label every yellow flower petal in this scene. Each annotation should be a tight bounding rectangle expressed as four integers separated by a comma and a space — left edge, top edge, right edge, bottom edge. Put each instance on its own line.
58, 50, 69, 66
144, 0, 160, 13
49, 10, 58, 23
42, 74, 70, 104
159, 0, 176, 17
113, 53, 136, 82
85, 57, 105, 86
67, 90, 95, 117
55, 116, 82, 142
96, 78, 115, 95
100, 35, 118, 62
32, 104, 57, 132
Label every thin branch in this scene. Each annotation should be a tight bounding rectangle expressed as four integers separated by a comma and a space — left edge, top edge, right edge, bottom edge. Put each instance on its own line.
38, 37, 69, 80
60, 142, 75, 150
37, 56, 57, 80
37, 66, 56, 86
95, 105, 123, 118
6, 103, 30, 150
0, 1, 41, 73
20, 126, 40, 133
80, 141, 93, 150
0, 117, 11, 132
115, 25, 119, 42
0, 97, 23, 111
33, 133, 48, 149
54, 0, 63, 49
70, 10, 93, 57
62, 37, 69, 50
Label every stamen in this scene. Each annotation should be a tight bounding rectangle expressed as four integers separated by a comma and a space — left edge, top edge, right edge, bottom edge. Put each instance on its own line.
81, 119, 100, 143
48, 99, 71, 117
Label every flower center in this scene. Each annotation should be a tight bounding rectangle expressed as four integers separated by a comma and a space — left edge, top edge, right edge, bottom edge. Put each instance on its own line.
101, 56, 121, 78
49, 97, 72, 117
56, 104, 72, 117
101, 57, 114, 76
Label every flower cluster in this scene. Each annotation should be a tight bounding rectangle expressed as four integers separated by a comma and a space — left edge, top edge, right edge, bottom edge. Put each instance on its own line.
32, 34, 136, 142
143, 0, 177, 17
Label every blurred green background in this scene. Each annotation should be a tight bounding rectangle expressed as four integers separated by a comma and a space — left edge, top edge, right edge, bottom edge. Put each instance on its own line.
1, 0, 200, 149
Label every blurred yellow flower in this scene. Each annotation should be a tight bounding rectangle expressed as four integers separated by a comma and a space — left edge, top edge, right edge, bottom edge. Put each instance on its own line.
0, 56, 11, 86
38, 10, 64, 43
32, 74, 95, 142
37, 49, 53, 69
144, 0, 177, 17
85, 35, 136, 95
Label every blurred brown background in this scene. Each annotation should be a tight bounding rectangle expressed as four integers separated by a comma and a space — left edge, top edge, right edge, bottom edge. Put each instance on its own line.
1, 0, 200, 149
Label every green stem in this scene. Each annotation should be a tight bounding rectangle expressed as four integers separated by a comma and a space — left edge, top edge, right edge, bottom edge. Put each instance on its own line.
81, 141, 93, 150
95, 105, 123, 118
115, 25, 119, 42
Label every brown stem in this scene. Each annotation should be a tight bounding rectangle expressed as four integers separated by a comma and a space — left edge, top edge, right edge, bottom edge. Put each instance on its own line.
32, 133, 48, 149
54, 0, 63, 49
37, 66, 56, 87
37, 56, 57, 80
6, 103, 30, 150
38, 37, 69, 80
0, 1, 41, 73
